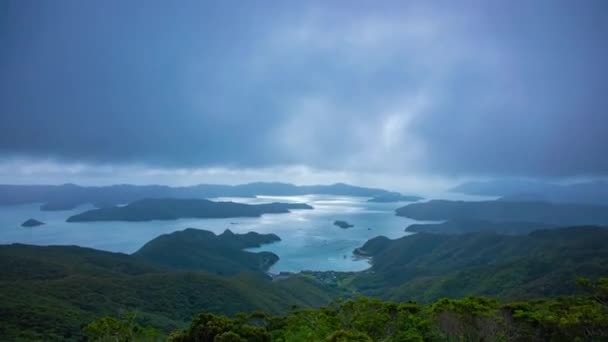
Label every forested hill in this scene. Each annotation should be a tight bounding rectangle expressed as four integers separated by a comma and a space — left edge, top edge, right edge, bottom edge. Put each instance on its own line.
84, 278, 608, 341
165, 288, 608, 342
2, 226, 608, 340
134, 228, 281, 274
352, 226, 608, 302
0, 242, 340, 341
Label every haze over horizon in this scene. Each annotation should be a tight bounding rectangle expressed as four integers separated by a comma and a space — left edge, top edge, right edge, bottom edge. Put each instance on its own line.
1, 0, 607, 192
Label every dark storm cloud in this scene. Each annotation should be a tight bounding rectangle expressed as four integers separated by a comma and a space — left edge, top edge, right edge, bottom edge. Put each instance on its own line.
0, 0, 607, 177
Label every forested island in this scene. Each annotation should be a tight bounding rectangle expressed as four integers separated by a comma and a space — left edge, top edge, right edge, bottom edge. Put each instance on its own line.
134, 228, 281, 274
66, 198, 312, 222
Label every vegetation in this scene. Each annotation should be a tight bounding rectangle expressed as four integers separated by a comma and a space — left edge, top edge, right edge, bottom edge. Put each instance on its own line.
134, 228, 281, 274
405, 219, 557, 235
90, 279, 608, 341
0, 243, 340, 341
2, 226, 608, 340
351, 226, 608, 302
66, 198, 312, 222
83, 312, 164, 341
396, 199, 608, 225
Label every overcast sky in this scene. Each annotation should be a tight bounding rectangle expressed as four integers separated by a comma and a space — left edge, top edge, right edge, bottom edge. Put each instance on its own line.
1, 0, 607, 191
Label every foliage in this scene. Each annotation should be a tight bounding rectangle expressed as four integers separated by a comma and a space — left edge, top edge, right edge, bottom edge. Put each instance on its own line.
168, 291, 608, 341
133, 228, 281, 274
83, 312, 164, 341
0, 244, 340, 341
3, 226, 608, 340
351, 226, 608, 302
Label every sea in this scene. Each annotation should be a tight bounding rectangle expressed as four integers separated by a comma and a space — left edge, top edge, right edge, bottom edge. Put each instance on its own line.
0, 193, 491, 273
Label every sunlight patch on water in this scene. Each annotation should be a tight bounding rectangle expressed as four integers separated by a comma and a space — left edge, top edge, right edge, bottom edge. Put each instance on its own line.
0, 195, 434, 272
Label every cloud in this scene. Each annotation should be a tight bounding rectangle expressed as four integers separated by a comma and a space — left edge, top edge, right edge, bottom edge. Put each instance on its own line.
0, 157, 457, 194
0, 0, 607, 182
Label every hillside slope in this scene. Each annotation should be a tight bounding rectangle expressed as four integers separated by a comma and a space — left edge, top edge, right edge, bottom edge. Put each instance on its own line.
352, 226, 608, 302
134, 228, 281, 275
0, 243, 339, 341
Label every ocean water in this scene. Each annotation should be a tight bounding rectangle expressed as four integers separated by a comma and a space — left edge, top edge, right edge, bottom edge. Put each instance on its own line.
0, 194, 489, 272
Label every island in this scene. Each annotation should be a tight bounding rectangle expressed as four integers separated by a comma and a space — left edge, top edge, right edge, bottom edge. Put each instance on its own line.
450, 179, 608, 205
66, 198, 313, 222
367, 192, 423, 203
333, 220, 354, 229
405, 219, 557, 235
0, 182, 393, 211
134, 228, 282, 274
395, 199, 608, 226
21, 218, 45, 227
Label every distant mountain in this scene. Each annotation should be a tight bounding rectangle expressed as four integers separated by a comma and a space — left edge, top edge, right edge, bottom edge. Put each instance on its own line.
405, 219, 557, 235
396, 199, 608, 226
134, 228, 281, 274
367, 192, 423, 203
352, 226, 608, 302
496, 192, 549, 202
66, 198, 312, 222
20, 218, 45, 227
451, 179, 608, 205
0, 182, 392, 211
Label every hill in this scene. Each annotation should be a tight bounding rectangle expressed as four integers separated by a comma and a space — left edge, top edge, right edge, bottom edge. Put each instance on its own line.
0, 243, 340, 341
0, 182, 392, 211
396, 199, 608, 225
162, 293, 608, 342
134, 228, 281, 275
66, 198, 312, 222
3, 226, 608, 340
351, 226, 608, 302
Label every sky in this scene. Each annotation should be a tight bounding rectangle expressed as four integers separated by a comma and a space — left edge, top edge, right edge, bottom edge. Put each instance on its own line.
1, 0, 607, 192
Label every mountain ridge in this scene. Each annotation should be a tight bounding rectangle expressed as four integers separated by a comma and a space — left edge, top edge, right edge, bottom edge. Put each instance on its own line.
0, 182, 394, 211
